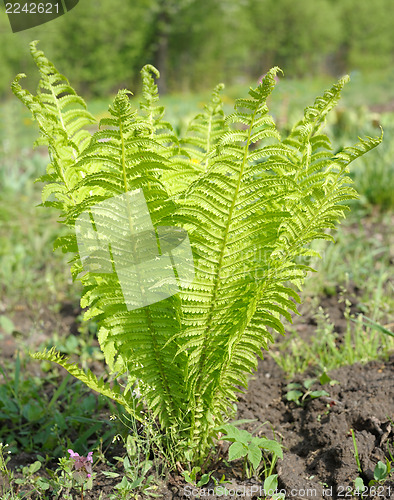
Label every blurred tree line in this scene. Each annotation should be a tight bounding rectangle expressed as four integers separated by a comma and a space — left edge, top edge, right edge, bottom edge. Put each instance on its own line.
0, 0, 393, 98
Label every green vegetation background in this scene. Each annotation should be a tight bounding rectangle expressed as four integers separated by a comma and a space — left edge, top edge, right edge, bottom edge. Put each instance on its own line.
1, 0, 394, 98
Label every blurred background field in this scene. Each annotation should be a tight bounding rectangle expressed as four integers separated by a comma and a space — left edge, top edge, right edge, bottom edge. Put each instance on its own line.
0, 0, 393, 464
1, 0, 394, 97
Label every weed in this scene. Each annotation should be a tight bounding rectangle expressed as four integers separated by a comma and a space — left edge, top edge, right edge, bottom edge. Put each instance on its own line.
261, 473, 286, 500
181, 466, 212, 488
103, 435, 159, 499
212, 473, 231, 488
217, 423, 283, 480
0, 442, 16, 499
14, 460, 50, 498
350, 429, 363, 475
284, 376, 334, 407
351, 429, 393, 496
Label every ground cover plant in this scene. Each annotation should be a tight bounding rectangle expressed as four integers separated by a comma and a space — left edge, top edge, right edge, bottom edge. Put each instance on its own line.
9, 40, 384, 476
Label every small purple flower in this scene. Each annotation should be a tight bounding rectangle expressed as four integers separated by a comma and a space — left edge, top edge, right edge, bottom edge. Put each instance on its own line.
67, 449, 93, 478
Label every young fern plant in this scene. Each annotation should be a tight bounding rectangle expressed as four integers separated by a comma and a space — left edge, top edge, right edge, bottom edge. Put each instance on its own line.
13, 41, 382, 465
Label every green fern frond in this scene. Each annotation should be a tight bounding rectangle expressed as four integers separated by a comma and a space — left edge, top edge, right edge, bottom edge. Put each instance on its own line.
170, 68, 295, 452
31, 348, 143, 421
172, 70, 381, 457
11, 41, 96, 262
69, 89, 188, 429
184, 83, 226, 163
139, 65, 178, 150
163, 84, 228, 197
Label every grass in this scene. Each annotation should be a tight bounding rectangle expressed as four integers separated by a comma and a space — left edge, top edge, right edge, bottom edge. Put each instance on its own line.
0, 186, 78, 308
270, 292, 394, 378
348, 114, 394, 210
303, 208, 393, 300
0, 356, 120, 457
0, 315, 120, 456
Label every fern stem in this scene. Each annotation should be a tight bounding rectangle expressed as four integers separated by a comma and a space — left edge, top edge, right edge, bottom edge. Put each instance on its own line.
119, 121, 129, 194
204, 113, 213, 172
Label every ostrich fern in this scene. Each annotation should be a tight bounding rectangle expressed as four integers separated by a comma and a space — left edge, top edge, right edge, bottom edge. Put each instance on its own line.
12, 41, 382, 464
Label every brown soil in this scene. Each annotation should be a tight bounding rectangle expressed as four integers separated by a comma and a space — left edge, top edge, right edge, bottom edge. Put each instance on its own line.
238, 355, 394, 500
158, 353, 394, 500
